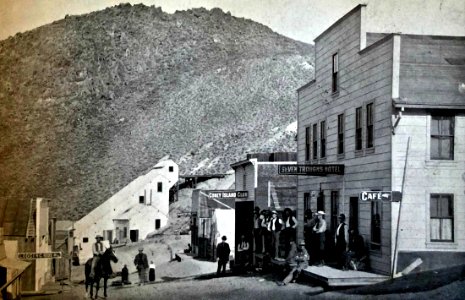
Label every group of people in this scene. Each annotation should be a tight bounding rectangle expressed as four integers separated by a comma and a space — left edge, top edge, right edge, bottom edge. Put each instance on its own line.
304, 210, 366, 270
253, 207, 298, 259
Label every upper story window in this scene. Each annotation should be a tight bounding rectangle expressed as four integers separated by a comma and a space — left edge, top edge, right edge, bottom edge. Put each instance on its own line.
157, 182, 163, 192
430, 194, 454, 242
366, 103, 374, 148
355, 107, 362, 151
305, 126, 311, 161
431, 116, 454, 160
332, 53, 339, 93
243, 171, 247, 190
320, 121, 326, 158
139, 195, 145, 204
337, 114, 344, 154
312, 124, 318, 159
169, 166, 174, 172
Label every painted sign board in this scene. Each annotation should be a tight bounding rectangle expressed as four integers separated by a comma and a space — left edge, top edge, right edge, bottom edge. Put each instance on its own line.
278, 164, 344, 176
207, 191, 248, 198
18, 252, 62, 260
359, 191, 402, 202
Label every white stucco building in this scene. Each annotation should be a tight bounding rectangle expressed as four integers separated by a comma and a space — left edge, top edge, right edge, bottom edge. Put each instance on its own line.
73, 160, 179, 262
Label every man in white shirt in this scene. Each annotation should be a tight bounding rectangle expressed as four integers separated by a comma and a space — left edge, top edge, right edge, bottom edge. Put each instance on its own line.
268, 210, 283, 259
90, 235, 105, 278
334, 213, 349, 269
312, 211, 327, 266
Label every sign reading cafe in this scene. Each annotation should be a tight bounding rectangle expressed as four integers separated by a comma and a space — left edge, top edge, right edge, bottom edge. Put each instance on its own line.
278, 164, 345, 176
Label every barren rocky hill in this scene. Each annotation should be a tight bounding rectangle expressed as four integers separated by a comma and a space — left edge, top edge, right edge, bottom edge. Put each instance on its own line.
0, 3, 314, 221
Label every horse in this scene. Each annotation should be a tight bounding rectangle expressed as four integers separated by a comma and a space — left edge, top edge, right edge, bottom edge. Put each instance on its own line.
84, 247, 118, 299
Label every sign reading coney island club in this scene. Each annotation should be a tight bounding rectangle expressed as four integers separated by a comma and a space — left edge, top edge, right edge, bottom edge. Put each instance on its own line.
278, 164, 345, 176
207, 191, 248, 198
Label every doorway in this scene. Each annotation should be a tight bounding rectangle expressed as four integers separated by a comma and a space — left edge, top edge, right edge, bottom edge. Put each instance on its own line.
130, 230, 139, 242
349, 197, 359, 231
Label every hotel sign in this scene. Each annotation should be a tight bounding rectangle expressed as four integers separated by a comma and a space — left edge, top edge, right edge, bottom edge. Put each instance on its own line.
278, 164, 345, 176
207, 191, 248, 198
18, 252, 62, 260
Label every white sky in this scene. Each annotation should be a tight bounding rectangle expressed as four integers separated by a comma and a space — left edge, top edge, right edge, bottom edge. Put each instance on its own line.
0, 0, 464, 43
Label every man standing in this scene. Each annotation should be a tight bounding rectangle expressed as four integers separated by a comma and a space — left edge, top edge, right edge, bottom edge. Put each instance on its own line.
312, 211, 327, 266
216, 236, 230, 275
90, 235, 105, 278
268, 210, 283, 259
134, 247, 149, 285
334, 214, 349, 269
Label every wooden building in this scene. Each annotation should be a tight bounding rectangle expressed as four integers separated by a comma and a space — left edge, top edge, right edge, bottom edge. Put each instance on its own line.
296, 4, 465, 275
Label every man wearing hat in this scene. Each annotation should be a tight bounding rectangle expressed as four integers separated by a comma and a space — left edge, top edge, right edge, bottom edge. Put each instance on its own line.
216, 235, 230, 275
267, 210, 283, 259
277, 240, 309, 286
312, 211, 327, 266
334, 213, 349, 269
134, 246, 149, 285
90, 235, 105, 278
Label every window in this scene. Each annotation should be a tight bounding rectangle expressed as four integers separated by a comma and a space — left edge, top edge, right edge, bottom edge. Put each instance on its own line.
157, 182, 163, 192
83, 237, 89, 243
312, 124, 318, 159
430, 194, 454, 242
304, 192, 310, 217
243, 171, 247, 190
371, 201, 381, 250
169, 166, 174, 172
431, 116, 454, 160
155, 219, 161, 230
320, 121, 326, 158
139, 196, 145, 204
355, 107, 362, 150
305, 126, 311, 161
123, 227, 127, 238
366, 103, 374, 148
332, 53, 339, 93
337, 114, 344, 154
330, 191, 339, 232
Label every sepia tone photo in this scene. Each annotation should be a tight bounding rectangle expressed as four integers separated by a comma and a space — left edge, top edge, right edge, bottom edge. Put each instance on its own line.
0, 0, 464, 299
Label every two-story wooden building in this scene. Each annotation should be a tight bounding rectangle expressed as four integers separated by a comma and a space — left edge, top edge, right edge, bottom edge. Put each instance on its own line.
296, 4, 465, 275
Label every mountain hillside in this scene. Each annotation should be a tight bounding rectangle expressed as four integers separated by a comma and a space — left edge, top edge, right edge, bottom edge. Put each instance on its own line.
0, 3, 314, 222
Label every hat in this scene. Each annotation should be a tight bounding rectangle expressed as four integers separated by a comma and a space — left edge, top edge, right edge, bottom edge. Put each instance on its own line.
221, 236, 227, 241
138, 246, 144, 251
317, 211, 325, 215
298, 240, 306, 246
271, 210, 278, 215
95, 235, 103, 239
339, 213, 346, 220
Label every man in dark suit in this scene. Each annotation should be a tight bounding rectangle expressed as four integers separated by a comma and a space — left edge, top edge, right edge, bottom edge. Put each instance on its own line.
216, 235, 230, 275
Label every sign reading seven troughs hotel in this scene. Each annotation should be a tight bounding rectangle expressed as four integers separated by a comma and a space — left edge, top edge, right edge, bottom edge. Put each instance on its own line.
278, 164, 345, 176
18, 252, 62, 260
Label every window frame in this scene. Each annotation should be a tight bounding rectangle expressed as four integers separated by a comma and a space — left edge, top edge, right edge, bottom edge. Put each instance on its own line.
355, 107, 363, 151
337, 113, 344, 155
157, 182, 163, 193
330, 191, 339, 232
370, 201, 381, 250
312, 124, 318, 159
332, 53, 339, 93
430, 194, 454, 242
366, 103, 374, 149
305, 126, 311, 161
430, 116, 455, 160
320, 120, 326, 158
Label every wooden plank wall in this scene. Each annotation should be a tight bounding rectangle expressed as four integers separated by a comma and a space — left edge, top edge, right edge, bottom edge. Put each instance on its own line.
297, 7, 394, 274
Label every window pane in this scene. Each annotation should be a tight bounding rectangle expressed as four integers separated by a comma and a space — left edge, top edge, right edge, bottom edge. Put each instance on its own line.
440, 138, 452, 159
430, 197, 438, 217
431, 117, 440, 135
430, 219, 441, 240
431, 137, 440, 159
439, 118, 451, 135
441, 219, 453, 240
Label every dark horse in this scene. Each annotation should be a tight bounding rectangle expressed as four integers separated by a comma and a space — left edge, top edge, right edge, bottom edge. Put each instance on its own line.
84, 247, 118, 299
